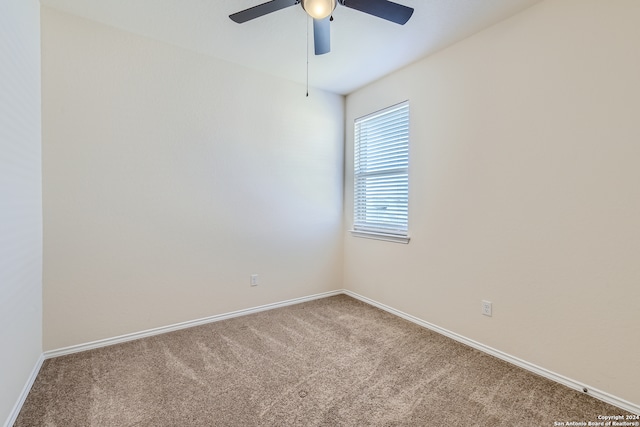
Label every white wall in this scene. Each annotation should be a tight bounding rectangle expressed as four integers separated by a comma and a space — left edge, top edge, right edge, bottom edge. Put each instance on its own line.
344, 0, 640, 407
0, 0, 43, 424
41, 8, 344, 350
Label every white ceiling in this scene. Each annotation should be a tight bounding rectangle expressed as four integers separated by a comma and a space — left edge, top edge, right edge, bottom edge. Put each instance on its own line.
40, 0, 542, 95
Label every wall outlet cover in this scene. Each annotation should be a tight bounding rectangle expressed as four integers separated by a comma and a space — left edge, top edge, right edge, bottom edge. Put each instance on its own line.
482, 300, 492, 317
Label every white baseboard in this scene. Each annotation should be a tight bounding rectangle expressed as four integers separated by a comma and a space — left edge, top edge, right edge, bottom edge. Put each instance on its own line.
343, 290, 640, 416
44, 290, 343, 359
4, 353, 44, 427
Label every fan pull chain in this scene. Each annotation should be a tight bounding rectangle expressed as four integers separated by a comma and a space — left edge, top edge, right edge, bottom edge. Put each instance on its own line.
306, 15, 309, 97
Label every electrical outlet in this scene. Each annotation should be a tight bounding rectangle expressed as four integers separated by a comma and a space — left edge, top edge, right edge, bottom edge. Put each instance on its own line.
250, 274, 259, 287
481, 300, 492, 317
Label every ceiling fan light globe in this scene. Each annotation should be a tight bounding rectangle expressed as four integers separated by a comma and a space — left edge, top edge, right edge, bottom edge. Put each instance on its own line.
301, 0, 336, 20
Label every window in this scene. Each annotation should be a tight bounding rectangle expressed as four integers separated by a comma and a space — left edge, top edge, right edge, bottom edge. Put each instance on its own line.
352, 101, 410, 243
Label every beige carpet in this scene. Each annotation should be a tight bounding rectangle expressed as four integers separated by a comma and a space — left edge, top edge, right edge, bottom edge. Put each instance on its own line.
16, 295, 628, 426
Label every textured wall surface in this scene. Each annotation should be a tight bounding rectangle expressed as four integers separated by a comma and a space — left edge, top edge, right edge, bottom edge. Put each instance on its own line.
0, 0, 43, 425
344, 0, 640, 407
41, 8, 344, 351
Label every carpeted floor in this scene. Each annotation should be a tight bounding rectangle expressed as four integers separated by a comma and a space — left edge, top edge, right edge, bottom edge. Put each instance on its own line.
16, 295, 628, 426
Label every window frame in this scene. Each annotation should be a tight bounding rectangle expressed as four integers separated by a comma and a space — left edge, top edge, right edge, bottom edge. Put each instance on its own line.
350, 101, 410, 244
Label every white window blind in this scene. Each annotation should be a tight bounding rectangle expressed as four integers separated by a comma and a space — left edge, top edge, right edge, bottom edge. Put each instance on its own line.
353, 101, 409, 241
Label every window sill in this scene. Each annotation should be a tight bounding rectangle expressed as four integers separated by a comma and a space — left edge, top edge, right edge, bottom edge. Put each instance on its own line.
349, 230, 410, 244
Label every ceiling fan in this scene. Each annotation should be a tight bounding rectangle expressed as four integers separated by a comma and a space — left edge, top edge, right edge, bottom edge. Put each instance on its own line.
229, 0, 414, 55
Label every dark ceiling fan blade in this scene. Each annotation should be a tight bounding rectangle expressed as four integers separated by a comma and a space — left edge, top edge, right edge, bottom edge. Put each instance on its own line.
338, 0, 414, 25
229, 0, 299, 23
313, 17, 331, 55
